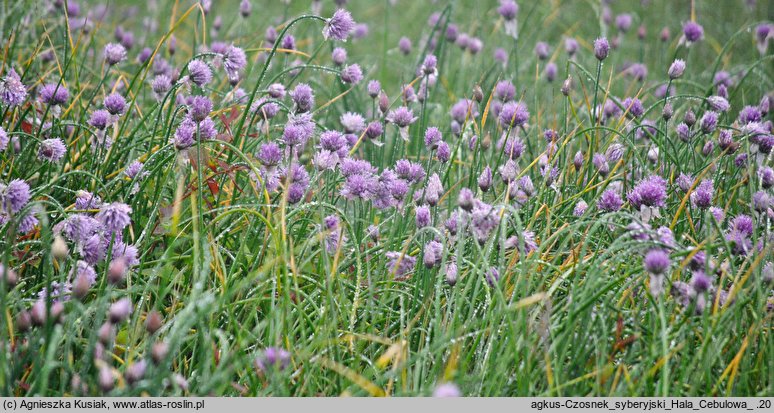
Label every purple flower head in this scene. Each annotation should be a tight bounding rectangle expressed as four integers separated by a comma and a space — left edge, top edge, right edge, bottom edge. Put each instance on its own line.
386, 251, 416, 280
267, 83, 286, 99
342, 158, 377, 177
500, 137, 525, 160
173, 118, 196, 149
75, 191, 101, 210
644, 249, 670, 274
256, 347, 291, 372
281, 35, 296, 51
497, 0, 518, 20
423, 240, 443, 268
331, 47, 347, 66
320, 130, 349, 157
458, 188, 475, 211
137, 47, 153, 64
340, 63, 363, 84
478, 166, 493, 192
450, 99, 479, 123
534, 41, 550, 60
314, 150, 339, 171
564, 37, 579, 56
1, 68, 27, 107
398, 37, 412, 55
598, 189, 623, 212
189, 96, 212, 122
437, 141, 451, 162
668, 59, 686, 79
290, 83, 315, 113
239, 0, 251, 17
735, 153, 748, 167
151, 75, 172, 99
573, 151, 584, 170
628, 175, 667, 210
593, 37, 610, 60
364, 121, 383, 141
700, 111, 718, 134
622, 97, 644, 118
341, 173, 378, 200
282, 114, 315, 148
690, 270, 712, 293
499, 159, 519, 183
605, 143, 624, 163
415, 205, 432, 228
456, 33, 470, 50
124, 160, 144, 179
18, 210, 39, 234
445, 24, 459, 42
592, 153, 609, 177
499, 101, 529, 129
88, 110, 111, 130
257, 142, 282, 167
468, 37, 483, 54
38, 138, 66, 162
366, 80, 381, 98
103, 92, 126, 116
96, 202, 132, 233
729, 214, 754, 237
573, 200, 588, 217
615, 14, 633, 32
2, 179, 30, 214
676, 173, 694, 193
759, 95, 770, 115
323, 9, 355, 42
752, 190, 770, 213
423, 127, 443, 150
0, 127, 9, 152
676, 122, 692, 142
759, 166, 774, 189
387, 106, 418, 128
250, 98, 279, 120
714, 71, 732, 88
485, 267, 500, 286
197, 116, 216, 141
223, 45, 247, 83
39, 83, 69, 105
433, 382, 461, 398
660, 27, 671, 42
353, 23, 368, 39
545, 63, 558, 82
421, 54, 438, 76
287, 183, 306, 204
494, 80, 516, 102
726, 214, 754, 255
738, 105, 762, 124
492, 47, 508, 66
470, 200, 500, 244
707, 96, 729, 112
690, 179, 714, 209
187, 60, 212, 87
108, 298, 133, 323
683, 21, 704, 43
662, 102, 674, 121
104, 43, 127, 65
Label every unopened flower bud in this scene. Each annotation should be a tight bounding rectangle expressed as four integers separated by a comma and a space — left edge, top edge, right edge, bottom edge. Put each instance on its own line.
152, 341, 169, 365
145, 310, 163, 334
107, 258, 127, 285
52, 236, 68, 260
108, 298, 133, 324
98, 366, 115, 392
472, 85, 484, 103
